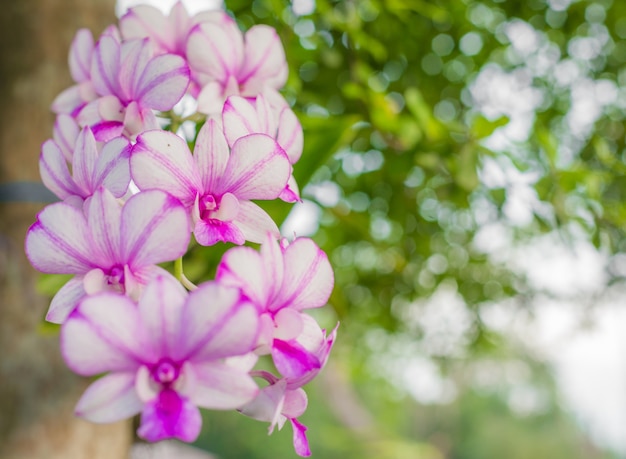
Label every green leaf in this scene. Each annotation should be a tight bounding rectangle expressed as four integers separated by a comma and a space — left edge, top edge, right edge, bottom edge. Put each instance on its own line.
471, 114, 509, 139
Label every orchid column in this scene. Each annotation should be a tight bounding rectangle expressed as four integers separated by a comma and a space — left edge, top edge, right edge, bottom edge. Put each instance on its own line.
24, 2, 337, 457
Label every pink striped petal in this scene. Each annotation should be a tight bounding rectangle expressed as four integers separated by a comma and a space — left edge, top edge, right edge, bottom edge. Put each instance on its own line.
187, 21, 244, 84
135, 53, 190, 110
39, 140, 81, 200
25, 202, 98, 274
53, 115, 80, 161
188, 361, 259, 410
75, 372, 143, 423
61, 293, 150, 375
222, 96, 262, 146
194, 119, 229, 193
138, 389, 201, 442
239, 378, 286, 425
217, 134, 289, 199
91, 121, 124, 143
260, 232, 284, 303
51, 85, 85, 115
233, 200, 280, 244
283, 388, 308, 419
137, 275, 187, 357
71, 127, 98, 194
120, 5, 173, 52
86, 187, 122, 263
91, 35, 122, 98
69, 29, 94, 83
132, 130, 200, 206
179, 282, 259, 361
273, 238, 333, 311
193, 218, 245, 246
280, 174, 301, 203
290, 418, 311, 457
120, 189, 190, 268
216, 245, 268, 307
276, 104, 304, 164
196, 81, 225, 114
46, 277, 86, 324
239, 25, 288, 93
119, 38, 153, 102
96, 136, 131, 197
271, 339, 321, 380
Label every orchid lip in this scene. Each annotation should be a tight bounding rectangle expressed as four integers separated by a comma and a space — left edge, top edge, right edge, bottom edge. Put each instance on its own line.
152, 358, 181, 386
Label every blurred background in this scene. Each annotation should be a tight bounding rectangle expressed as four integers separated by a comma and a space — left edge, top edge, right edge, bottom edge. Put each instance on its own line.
3, 0, 626, 458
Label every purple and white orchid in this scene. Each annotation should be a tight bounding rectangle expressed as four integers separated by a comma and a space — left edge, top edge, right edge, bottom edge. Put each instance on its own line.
61, 274, 260, 442
77, 34, 190, 142
25, 188, 190, 323
131, 119, 290, 246
187, 19, 288, 114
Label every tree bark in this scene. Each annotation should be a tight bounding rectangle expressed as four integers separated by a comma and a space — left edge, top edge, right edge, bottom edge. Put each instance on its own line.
0, 1, 132, 458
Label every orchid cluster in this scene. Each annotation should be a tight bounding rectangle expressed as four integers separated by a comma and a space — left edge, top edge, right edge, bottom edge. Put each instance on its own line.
25, 3, 337, 456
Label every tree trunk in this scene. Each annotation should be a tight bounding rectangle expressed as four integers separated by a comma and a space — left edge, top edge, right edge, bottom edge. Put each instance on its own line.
0, 1, 132, 458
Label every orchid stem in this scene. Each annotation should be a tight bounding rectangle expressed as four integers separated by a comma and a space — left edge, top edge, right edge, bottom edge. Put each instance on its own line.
174, 256, 198, 291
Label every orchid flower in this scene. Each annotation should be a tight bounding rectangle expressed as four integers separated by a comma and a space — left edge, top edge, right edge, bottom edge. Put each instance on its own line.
216, 234, 336, 380
77, 34, 190, 142
131, 120, 290, 246
119, 2, 226, 57
61, 274, 260, 442
223, 89, 304, 202
187, 19, 288, 114
25, 188, 190, 323
52, 115, 80, 162
51, 28, 98, 116
40, 127, 131, 207
240, 371, 311, 457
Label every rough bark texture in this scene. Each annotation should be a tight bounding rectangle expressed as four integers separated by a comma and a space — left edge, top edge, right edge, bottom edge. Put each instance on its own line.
0, 1, 132, 458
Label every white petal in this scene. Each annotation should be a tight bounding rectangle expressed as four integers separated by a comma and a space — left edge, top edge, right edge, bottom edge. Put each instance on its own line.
91, 35, 122, 97
218, 134, 289, 200
233, 200, 280, 245
239, 25, 288, 93
131, 130, 200, 206
69, 29, 94, 83
187, 21, 244, 84
71, 127, 99, 194
96, 136, 131, 197
61, 293, 151, 375
194, 119, 229, 193
86, 187, 123, 263
39, 140, 81, 200
120, 189, 190, 267
45, 277, 86, 324
222, 96, 262, 147
189, 361, 258, 410
216, 245, 269, 308
75, 372, 143, 423
135, 53, 190, 110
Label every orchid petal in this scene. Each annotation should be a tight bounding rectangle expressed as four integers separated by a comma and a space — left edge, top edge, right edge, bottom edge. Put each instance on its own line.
187, 21, 244, 84
96, 136, 131, 197
86, 187, 122, 263
75, 372, 142, 423
46, 277, 86, 324
239, 378, 286, 425
193, 218, 245, 246
39, 140, 81, 200
137, 274, 187, 357
71, 127, 98, 194
61, 293, 150, 375
188, 361, 258, 410
51, 85, 85, 116
25, 202, 98, 274
290, 418, 311, 457
131, 130, 200, 206
282, 387, 308, 419
260, 233, 284, 303
135, 53, 190, 110
280, 174, 301, 203
271, 339, 321, 380
69, 29, 94, 83
216, 245, 268, 307
120, 189, 190, 268
239, 25, 288, 93
222, 96, 262, 146
233, 200, 280, 244
120, 5, 173, 52
91, 35, 122, 98
138, 389, 201, 442
273, 238, 334, 311
276, 104, 304, 164
53, 114, 80, 161
195, 81, 224, 115
91, 121, 125, 143
119, 38, 153, 102
274, 308, 304, 342
217, 134, 289, 199
179, 282, 259, 361
194, 119, 229, 193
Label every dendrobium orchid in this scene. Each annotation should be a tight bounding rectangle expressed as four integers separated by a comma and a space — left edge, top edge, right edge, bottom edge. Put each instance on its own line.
216, 234, 336, 379
40, 127, 131, 207
27, 3, 338, 455
77, 34, 190, 141
61, 274, 260, 442
25, 188, 190, 322
187, 19, 288, 114
223, 89, 304, 202
131, 120, 290, 245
